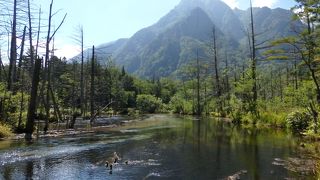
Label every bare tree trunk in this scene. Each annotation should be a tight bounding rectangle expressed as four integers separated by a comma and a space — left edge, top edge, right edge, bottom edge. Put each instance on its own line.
70, 62, 77, 129
35, 8, 41, 59
80, 27, 85, 117
250, 0, 257, 103
294, 60, 298, 90
286, 63, 289, 86
49, 85, 62, 129
196, 50, 201, 116
90, 46, 95, 124
17, 26, 27, 132
18, 68, 25, 131
279, 69, 283, 101
213, 28, 221, 98
44, 0, 54, 133
233, 63, 237, 85
7, 0, 17, 91
17, 26, 26, 82
25, 0, 37, 140
250, 0, 258, 116
225, 52, 230, 103
270, 67, 274, 99
41, 0, 67, 133
25, 57, 42, 140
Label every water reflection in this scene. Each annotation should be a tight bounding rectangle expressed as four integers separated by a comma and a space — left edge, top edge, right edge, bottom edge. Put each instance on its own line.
25, 161, 33, 180
149, 116, 300, 179
0, 115, 315, 179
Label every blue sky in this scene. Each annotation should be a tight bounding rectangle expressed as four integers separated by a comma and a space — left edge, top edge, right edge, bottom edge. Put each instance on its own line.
37, 0, 296, 58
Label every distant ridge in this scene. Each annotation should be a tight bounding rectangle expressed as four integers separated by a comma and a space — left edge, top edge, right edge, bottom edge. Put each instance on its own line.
74, 0, 301, 78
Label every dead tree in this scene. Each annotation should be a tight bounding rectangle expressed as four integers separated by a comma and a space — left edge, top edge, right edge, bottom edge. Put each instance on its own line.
24, 0, 38, 140
90, 46, 95, 124
43, 0, 67, 133
71, 25, 85, 117
7, 0, 17, 91
250, 0, 258, 104
79, 26, 85, 117
17, 25, 26, 81
17, 26, 26, 131
196, 50, 201, 116
26, 0, 66, 139
212, 27, 221, 98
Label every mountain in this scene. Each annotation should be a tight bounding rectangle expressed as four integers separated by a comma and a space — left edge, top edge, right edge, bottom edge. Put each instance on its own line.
85, 0, 302, 78
234, 7, 299, 41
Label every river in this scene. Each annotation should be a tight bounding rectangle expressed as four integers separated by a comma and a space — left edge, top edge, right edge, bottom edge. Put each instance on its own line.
0, 114, 318, 179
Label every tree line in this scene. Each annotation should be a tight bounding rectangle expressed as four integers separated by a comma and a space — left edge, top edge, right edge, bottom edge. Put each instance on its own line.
0, 0, 319, 140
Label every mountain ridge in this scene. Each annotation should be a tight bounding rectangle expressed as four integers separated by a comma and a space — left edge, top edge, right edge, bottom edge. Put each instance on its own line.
76, 0, 301, 78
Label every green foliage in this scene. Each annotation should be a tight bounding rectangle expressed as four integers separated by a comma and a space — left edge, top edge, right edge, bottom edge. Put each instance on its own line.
233, 66, 258, 118
0, 83, 29, 128
136, 94, 163, 113
266, 56, 289, 60
0, 123, 13, 138
284, 81, 316, 107
127, 108, 139, 116
286, 110, 313, 133
227, 95, 245, 124
258, 111, 287, 127
169, 93, 193, 114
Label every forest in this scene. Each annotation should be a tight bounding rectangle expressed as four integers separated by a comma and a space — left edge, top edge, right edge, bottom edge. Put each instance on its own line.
0, 0, 319, 142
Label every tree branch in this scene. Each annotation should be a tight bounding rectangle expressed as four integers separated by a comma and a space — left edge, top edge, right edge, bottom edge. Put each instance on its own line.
49, 13, 67, 41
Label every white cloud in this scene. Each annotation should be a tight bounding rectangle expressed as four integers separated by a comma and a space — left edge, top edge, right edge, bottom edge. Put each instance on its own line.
55, 44, 80, 59
222, 0, 240, 9
253, 0, 278, 8
54, 38, 80, 59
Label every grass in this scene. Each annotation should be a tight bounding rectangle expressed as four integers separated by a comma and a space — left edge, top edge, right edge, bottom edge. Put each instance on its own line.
0, 123, 13, 138
258, 111, 287, 128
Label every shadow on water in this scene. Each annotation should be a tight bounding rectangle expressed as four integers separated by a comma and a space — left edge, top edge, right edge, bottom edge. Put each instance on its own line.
0, 114, 317, 179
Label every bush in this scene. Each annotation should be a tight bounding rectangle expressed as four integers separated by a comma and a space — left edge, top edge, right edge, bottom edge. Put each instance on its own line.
259, 111, 287, 127
286, 110, 313, 133
136, 94, 163, 113
0, 123, 13, 138
228, 95, 245, 124
169, 93, 193, 114
127, 108, 140, 116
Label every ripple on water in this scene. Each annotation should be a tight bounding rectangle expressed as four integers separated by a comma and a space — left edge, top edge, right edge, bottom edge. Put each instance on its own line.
0, 144, 99, 166
143, 172, 161, 180
120, 129, 139, 133
125, 159, 161, 167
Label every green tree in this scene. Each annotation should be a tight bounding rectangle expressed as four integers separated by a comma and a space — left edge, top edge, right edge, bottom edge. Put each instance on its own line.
271, 0, 320, 103
136, 94, 163, 113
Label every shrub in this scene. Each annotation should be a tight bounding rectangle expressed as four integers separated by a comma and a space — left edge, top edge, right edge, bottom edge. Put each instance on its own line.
127, 108, 139, 116
259, 111, 287, 127
286, 110, 313, 133
136, 94, 163, 113
0, 123, 13, 138
228, 95, 245, 124
169, 93, 193, 114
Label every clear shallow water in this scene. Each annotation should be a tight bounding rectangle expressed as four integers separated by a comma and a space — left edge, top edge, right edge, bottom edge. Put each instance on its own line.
0, 115, 317, 179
